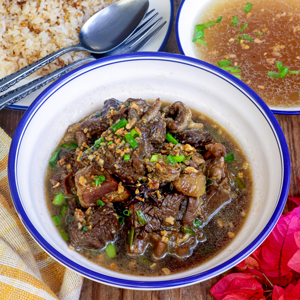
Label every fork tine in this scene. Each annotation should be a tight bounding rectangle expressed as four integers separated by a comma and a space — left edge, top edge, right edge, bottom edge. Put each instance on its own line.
143, 8, 155, 20
128, 20, 167, 52
125, 10, 159, 44
128, 17, 164, 48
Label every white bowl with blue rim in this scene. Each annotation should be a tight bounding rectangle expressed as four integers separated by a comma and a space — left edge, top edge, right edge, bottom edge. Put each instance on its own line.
8, 52, 290, 290
175, 0, 300, 115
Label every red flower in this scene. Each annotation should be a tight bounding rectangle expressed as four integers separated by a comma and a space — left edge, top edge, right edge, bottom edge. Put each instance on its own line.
210, 273, 265, 300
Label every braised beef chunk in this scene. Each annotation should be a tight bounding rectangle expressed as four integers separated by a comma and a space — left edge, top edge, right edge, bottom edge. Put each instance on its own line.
128, 193, 185, 232
50, 170, 76, 197
182, 197, 202, 226
69, 205, 120, 250
176, 128, 215, 150
145, 112, 166, 146
47, 97, 252, 275
80, 98, 122, 137
163, 101, 192, 132
74, 166, 119, 207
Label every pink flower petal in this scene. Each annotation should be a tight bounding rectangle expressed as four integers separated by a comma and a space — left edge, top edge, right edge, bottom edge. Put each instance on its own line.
272, 285, 285, 300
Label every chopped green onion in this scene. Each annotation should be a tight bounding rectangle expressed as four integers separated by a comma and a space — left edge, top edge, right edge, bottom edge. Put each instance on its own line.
60, 143, 70, 149
167, 155, 176, 166
195, 39, 207, 46
125, 102, 130, 106
268, 71, 281, 78
124, 154, 130, 161
52, 193, 65, 206
194, 218, 203, 228
193, 24, 205, 42
217, 59, 231, 67
81, 148, 91, 159
216, 16, 223, 23
185, 155, 192, 161
52, 215, 61, 226
289, 70, 300, 75
243, 2, 253, 13
60, 229, 69, 242
107, 141, 113, 146
130, 129, 139, 139
97, 199, 105, 206
231, 16, 239, 26
94, 175, 106, 187
243, 34, 253, 42
138, 255, 151, 267
82, 226, 88, 232
125, 133, 138, 148
136, 210, 148, 225
127, 228, 134, 246
69, 142, 78, 149
118, 215, 125, 225
95, 137, 104, 144
235, 177, 246, 189
206, 177, 214, 186
95, 112, 102, 117
276, 61, 283, 72
150, 154, 159, 162
298, 92, 300, 95
166, 133, 179, 145
224, 153, 235, 162
123, 209, 130, 216
110, 118, 128, 132
254, 31, 264, 36
173, 155, 186, 163
239, 23, 248, 32
106, 243, 116, 258
68, 216, 73, 223
59, 205, 68, 218
49, 150, 60, 169
202, 20, 216, 29
232, 74, 242, 79
280, 67, 289, 78
181, 226, 195, 236
222, 67, 241, 73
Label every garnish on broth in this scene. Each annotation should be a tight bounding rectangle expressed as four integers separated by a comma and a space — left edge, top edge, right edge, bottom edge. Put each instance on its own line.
193, 0, 300, 107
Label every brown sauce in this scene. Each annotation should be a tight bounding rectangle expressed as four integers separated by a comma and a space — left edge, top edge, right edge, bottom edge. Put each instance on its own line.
45, 102, 253, 276
194, 0, 300, 108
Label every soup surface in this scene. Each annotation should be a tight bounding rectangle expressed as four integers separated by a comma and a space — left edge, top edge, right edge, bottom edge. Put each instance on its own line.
45, 98, 252, 276
194, 0, 300, 108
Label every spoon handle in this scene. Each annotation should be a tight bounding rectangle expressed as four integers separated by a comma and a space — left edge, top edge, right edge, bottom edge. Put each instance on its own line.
0, 44, 86, 93
0, 55, 95, 110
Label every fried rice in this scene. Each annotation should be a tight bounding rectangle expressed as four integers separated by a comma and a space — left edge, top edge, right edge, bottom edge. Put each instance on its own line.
0, 0, 116, 79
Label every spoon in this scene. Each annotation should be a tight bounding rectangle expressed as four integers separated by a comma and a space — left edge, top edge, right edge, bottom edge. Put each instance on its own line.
0, 0, 149, 93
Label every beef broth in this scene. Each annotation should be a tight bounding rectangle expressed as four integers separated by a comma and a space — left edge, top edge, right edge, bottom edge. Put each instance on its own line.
45, 99, 252, 276
194, 0, 300, 108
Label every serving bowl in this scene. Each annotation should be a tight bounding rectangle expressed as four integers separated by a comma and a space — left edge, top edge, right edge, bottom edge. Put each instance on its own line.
8, 52, 290, 290
175, 0, 300, 114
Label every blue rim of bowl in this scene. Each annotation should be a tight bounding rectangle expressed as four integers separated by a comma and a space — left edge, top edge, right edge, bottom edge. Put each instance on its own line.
175, 0, 300, 115
8, 52, 290, 290
7, 0, 174, 111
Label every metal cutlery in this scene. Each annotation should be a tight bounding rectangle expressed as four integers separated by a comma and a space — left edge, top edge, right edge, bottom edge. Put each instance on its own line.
0, 11, 166, 110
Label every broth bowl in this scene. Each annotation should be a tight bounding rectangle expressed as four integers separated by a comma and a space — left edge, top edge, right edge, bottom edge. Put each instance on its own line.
8, 52, 290, 290
176, 0, 300, 114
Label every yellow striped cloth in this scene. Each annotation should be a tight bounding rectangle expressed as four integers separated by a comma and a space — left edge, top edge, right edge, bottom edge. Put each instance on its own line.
0, 128, 83, 300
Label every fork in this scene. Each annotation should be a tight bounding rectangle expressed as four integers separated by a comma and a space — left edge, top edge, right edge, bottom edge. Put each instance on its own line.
0, 10, 166, 110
